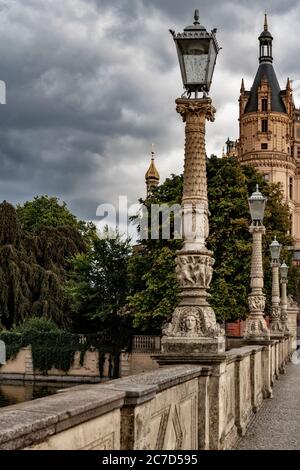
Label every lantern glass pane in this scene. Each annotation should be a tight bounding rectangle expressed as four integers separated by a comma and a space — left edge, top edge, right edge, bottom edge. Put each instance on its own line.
183, 54, 208, 84
280, 264, 288, 279
249, 199, 266, 222
270, 243, 281, 260
206, 41, 217, 86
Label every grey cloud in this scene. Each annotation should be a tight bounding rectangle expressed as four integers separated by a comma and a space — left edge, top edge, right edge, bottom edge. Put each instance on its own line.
0, 0, 299, 222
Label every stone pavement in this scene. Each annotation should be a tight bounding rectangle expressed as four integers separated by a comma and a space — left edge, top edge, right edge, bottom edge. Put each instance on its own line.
237, 362, 300, 450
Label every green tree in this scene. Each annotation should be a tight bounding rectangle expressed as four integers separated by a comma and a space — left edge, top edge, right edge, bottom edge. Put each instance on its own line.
0, 201, 85, 329
17, 196, 79, 232
128, 156, 297, 332
66, 228, 132, 348
17, 195, 96, 245
128, 175, 183, 333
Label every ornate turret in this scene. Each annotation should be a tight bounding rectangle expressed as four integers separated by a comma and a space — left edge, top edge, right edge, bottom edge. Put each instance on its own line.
259, 13, 273, 64
238, 14, 299, 250
244, 14, 285, 114
145, 147, 160, 196
238, 14, 292, 160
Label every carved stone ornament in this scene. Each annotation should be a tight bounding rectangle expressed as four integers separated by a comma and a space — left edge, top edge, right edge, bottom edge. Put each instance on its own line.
287, 294, 298, 308
175, 99, 216, 123
176, 254, 214, 289
248, 295, 265, 312
162, 306, 224, 339
281, 309, 288, 323
270, 305, 281, 320
244, 318, 269, 337
270, 320, 283, 333
182, 204, 209, 244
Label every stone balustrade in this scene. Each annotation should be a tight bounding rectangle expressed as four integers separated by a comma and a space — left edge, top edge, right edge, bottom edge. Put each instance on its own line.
0, 338, 291, 450
132, 335, 161, 353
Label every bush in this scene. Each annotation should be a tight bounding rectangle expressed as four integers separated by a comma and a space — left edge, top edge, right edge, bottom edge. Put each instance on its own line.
15, 317, 60, 334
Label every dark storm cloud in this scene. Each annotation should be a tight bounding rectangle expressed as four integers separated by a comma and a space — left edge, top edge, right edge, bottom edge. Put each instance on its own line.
0, 0, 299, 223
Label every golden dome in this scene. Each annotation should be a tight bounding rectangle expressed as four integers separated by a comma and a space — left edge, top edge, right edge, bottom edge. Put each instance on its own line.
145, 152, 160, 181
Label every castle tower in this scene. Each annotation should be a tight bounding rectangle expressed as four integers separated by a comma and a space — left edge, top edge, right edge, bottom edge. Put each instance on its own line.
145, 148, 160, 196
238, 14, 300, 251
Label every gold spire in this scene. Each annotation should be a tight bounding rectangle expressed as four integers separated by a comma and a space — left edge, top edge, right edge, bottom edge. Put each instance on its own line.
264, 11, 268, 31
145, 157, 160, 180
145, 146, 160, 196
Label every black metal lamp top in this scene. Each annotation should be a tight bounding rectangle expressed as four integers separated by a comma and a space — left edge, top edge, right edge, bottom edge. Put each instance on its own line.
170, 10, 220, 96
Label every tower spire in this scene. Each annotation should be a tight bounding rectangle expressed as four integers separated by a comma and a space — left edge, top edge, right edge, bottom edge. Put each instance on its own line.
264, 11, 268, 31
259, 12, 273, 64
145, 146, 160, 196
240, 78, 245, 93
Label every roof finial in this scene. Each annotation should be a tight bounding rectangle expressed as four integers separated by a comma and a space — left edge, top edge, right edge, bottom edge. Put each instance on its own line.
151, 143, 155, 158
264, 11, 268, 31
194, 9, 200, 25
240, 78, 245, 93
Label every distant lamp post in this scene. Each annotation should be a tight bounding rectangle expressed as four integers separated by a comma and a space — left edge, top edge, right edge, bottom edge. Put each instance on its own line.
244, 185, 270, 341
248, 184, 266, 224
170, 9, 221, 97
269, 237, 283, 337
161, 10, 225, 355
280, 261, 290, 334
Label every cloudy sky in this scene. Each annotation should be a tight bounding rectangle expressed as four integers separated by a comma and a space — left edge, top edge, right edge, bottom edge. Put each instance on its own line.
1, 0, 300, 234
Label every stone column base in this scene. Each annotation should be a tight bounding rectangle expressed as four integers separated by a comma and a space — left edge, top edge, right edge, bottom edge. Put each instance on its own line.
161, 336, 225, 355
152, 352, 227, 367
270, 332, 284, 339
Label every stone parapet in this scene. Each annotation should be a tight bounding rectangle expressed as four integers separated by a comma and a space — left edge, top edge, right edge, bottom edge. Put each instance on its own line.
0, 339, 291, 451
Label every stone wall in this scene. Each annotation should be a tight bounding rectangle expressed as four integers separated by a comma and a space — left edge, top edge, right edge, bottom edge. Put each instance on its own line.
0, 347, 113, 382
0, 338, 292, 450
0, 336, 162, 382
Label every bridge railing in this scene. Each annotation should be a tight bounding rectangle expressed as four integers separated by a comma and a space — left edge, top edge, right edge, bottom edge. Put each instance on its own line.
132, 335, 161, 353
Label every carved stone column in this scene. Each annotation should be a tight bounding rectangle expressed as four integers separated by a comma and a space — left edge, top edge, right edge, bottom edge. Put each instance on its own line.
270, 260, 284, 337
161, 98, 225, 355
244, 225, 270, 341
281, 278, 289, 334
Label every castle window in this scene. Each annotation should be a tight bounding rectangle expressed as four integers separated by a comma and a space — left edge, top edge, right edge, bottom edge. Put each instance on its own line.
262, 99, 268, 112
261, 143, 268, 150
261, 119, 268, 132
297, 147, 300, 159
263, 174, 270, 181
289, 177, 293, 200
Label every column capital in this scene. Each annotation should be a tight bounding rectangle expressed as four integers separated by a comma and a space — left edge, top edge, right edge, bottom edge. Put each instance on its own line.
249, 224, 266, 235
175, 98, 216, 123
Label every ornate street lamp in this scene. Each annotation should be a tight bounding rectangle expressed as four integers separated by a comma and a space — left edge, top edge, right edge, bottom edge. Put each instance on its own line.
280, 261, 288, 281
269, 237, 283, 337
161, 10, 225, 356
280, 261, 290, 334
244, 186, 270, 341
270, 236, 281, 261
248, 184, 266, 225
170, 9, 221, 96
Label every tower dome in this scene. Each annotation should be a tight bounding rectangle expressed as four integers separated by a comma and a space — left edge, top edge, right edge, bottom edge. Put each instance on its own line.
145, 148, 160, 196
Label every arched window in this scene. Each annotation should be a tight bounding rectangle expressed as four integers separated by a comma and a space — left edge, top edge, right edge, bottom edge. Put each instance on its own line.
289, 177, 293, 200
262, 99, 268, 112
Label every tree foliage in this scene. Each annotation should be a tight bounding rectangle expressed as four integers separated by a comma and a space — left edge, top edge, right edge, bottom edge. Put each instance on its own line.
0, 317, 118, 377
128, 156, 297, 332
128, 175, 183, 333
65, 228, 132, 350
17, 195, 96, 245
0, 201, 85, 329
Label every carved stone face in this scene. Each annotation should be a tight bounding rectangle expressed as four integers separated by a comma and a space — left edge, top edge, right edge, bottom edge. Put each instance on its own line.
184, 315, 197, 332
